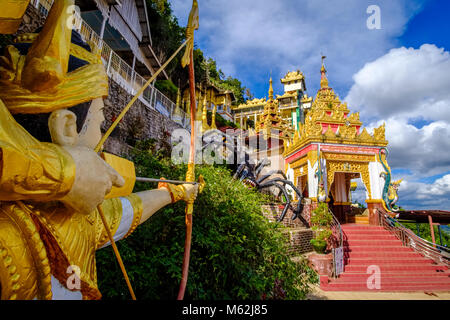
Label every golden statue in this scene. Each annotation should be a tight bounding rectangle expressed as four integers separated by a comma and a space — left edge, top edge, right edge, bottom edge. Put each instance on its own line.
0, 0, 198, 300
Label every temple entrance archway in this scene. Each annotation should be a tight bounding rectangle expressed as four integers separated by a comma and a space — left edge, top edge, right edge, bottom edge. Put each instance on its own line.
325, 159, 372, 223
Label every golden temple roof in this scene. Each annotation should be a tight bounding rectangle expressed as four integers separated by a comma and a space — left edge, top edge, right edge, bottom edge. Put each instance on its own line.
281, 70, 304, 84
276, 91, 299, 100
256, 79, 294, 140
284, 61, 388, 156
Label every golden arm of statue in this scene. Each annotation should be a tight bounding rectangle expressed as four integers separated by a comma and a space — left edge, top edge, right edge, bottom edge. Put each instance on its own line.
95, 184, 198, 249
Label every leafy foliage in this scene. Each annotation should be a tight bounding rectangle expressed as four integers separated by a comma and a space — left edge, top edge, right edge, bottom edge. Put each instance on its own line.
310, 203, 333, 253
96, 146, 316, 300
206, 111, 238, 129
146, 0, 185, 77
155, 79, 178, 101
310, 203, 333, 227
145, 2, 248, 106
401, 222, 450, 247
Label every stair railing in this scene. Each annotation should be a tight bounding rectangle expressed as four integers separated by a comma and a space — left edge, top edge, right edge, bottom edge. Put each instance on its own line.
375, 209, 450, 267
330, 209, 344, 278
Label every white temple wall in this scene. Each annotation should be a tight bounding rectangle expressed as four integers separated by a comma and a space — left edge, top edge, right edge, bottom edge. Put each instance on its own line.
369, 161, 385, 200
308, 160, 318, 198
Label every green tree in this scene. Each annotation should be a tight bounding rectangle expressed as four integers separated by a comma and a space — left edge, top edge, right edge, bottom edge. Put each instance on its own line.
96, 146, 316, 299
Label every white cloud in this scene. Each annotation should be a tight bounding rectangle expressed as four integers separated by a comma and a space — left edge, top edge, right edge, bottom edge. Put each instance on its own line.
345, 44, 450, 209
170, 0, 425, 97
346, 44, 450, 123
398, 175, 450, 210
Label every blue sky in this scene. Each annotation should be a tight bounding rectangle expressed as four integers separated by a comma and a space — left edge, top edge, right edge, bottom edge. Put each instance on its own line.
170, 0, 450, 210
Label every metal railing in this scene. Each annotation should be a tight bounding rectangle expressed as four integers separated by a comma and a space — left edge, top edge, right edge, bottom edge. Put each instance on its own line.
330, 210, 344, 278
375, 209, 450, 267
31, 0, 190, 129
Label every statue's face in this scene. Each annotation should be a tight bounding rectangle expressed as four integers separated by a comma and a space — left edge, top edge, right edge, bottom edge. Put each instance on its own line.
77, 98, 105, 149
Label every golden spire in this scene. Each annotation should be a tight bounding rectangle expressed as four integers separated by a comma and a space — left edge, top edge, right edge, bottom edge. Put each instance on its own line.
201, 86, 210, 131
320, 55, 329, 89
176, 86, 181, 108
269, 77, 274, 101
195, 84, 203, 121
211, 105, 217, 129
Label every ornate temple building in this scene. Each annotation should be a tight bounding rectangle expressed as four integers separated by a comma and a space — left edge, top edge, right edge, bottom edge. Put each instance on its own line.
283, 60, 389, 223
232, 70, 312, 130
181, 82, 235, 123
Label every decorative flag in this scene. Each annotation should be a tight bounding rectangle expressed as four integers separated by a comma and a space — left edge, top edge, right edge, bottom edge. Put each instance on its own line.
181, 0, 199, 68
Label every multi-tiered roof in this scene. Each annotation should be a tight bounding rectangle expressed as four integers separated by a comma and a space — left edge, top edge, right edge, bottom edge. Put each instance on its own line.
284, 61, 388, 156
255, 78, 293, 140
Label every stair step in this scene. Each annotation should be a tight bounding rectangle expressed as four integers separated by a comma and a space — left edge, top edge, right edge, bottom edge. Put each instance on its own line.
342, 224, 384, 229
344, 236, 398, 241
344, 265, 447, 272
338, 273, 450, 280
322, 283, 450, 291
333, 276, 450, 283
344, 252, 424, 259
344, 258, 436, 265
343, 230, 393, 235
344, 240, 404, 246
344, 246, 414, 252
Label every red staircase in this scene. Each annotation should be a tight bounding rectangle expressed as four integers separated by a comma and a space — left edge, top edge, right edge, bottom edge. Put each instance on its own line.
321, 224, 450, 292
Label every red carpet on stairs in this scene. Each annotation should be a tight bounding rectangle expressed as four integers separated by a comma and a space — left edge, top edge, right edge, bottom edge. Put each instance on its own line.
321, 224, 450, 292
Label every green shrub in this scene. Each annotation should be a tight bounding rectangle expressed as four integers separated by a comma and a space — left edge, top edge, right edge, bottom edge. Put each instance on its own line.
96, 149, 316, 300
310, 203, 333, 253
154, 80, 178, 101
310, 203, 332, 227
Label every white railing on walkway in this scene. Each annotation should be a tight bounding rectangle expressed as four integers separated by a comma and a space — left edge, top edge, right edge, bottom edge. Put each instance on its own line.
31, 0, 190, 129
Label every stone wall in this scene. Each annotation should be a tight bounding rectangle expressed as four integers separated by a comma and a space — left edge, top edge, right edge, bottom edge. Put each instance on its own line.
17, 4, 46, 34
261, 204, 308, 228
102, 79, 183, 156
282, 228, 314, 255
261, 204, 313, 255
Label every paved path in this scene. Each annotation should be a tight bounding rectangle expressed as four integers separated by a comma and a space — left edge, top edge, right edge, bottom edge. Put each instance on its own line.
307, 285, 450, 300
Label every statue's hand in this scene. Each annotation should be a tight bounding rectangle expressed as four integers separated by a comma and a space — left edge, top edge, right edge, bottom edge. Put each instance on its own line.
157, 180, 200, 204
61, 146, 125, 214
182, 183, 199, 203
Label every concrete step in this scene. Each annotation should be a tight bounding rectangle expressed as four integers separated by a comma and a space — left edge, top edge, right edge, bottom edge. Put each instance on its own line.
322, 283, 450, 292
344, 246, 414, 253
343, 230, 393, 235
343, 251, 424, 259
343, 239, 403, 246
344, 257, 436, 265
338, 272, 450, 280
344, 264, 447, 273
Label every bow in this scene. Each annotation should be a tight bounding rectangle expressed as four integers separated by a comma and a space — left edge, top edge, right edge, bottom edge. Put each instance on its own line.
177, 0, 200, 300
93, 0, 202, 301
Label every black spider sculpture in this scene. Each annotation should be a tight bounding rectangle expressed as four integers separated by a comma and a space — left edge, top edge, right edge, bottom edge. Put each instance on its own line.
233, 158, 307, 225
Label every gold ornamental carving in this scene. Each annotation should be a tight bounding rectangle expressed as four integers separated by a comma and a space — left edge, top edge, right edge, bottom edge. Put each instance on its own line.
323, 152, 375, 163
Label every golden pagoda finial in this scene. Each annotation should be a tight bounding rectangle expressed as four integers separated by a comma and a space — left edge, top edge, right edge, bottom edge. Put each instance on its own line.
211, 105, 217, 129
195, 84, 203, 122
320, 55, 329, 88
269, 77, 274, 101
176, 83, 181, 108
201, 88, 209, 131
